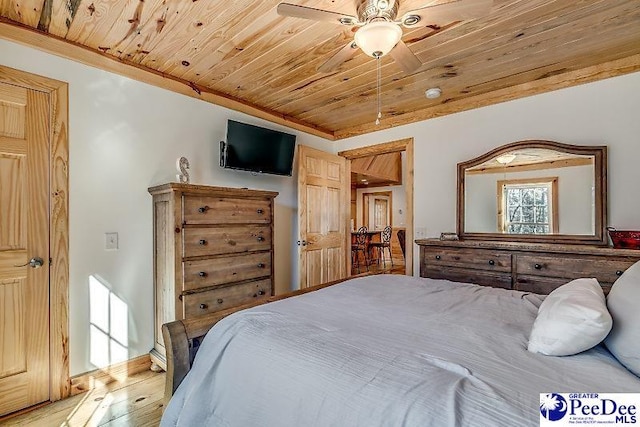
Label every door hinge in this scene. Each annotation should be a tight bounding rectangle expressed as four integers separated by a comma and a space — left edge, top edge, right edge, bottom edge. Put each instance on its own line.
49, 257, 53, 266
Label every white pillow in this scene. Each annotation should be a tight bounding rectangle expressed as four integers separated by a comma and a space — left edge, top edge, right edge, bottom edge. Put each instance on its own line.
528, 278, 612, 356
604, 260, 640, 376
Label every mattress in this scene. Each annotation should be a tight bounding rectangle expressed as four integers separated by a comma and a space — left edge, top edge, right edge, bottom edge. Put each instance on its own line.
161, 275, 640, 426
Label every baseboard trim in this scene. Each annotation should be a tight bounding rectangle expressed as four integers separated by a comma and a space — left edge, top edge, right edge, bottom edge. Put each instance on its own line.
70, 354, 151, 396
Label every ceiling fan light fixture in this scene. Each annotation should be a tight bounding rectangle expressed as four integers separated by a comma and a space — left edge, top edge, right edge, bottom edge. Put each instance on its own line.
354, 21, 402, 58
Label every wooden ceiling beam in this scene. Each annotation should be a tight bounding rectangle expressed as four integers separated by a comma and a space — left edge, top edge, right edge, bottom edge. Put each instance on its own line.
0, 19, 335, 140
333, 52, 640, 139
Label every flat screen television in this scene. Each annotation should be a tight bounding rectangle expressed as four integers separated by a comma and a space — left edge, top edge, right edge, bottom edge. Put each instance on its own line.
221, 120, 297, 176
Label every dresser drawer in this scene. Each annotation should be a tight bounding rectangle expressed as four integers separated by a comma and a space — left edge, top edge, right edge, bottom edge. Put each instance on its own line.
422, 267, 512, 289
183, 252, 271, 291
183, 225, 271, 257
183, 196, 271, 225
515, 275, 612, 295
422, 247, 512, 272
183, 279, 271, 317
516, 254, 634, 284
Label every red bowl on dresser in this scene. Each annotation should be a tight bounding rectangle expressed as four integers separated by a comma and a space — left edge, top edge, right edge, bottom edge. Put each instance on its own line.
608, 227, 640, 250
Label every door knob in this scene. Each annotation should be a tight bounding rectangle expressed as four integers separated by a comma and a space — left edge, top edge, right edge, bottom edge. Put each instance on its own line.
15, 257, 44, 268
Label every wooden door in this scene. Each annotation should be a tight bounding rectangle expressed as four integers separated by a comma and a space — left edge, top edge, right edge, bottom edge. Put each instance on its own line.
0, 81, 51, 415
298, 146, 348, 288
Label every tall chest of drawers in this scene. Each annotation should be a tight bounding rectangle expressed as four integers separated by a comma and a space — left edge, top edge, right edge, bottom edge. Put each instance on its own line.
149, 183, 278, 370
417, 239, 640, 294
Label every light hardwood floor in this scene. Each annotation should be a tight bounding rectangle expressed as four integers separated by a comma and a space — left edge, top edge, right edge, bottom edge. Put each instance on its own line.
0, 371, 164, 426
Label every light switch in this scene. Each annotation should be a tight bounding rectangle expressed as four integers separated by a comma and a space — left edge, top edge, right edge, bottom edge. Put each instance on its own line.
105, 232, 119, 250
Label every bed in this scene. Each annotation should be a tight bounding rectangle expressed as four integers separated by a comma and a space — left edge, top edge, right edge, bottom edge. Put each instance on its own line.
160, 274, 640, 426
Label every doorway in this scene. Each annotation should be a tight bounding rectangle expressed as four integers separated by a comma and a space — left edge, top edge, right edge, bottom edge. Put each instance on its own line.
0, 65, 70, 416
362, 191, 393, 232
339, 138, 414, 276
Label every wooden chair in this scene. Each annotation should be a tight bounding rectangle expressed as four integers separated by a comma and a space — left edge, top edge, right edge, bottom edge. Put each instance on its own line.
369, 226, 393, 268
351, 226, 369, 273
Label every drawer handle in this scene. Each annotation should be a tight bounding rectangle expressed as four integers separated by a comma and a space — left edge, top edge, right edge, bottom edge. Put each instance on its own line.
198, 271, 207, 277
199, 303, 208, 310
257, 263, 265, 268
435, 255, 441, 260
488, 260, 495, 266
257, 209, 264, 214
258, 290, 265, 296
534, 263, 542, 270
199, 239, 207, 245
257, 236, 265, 242
217, 298, 224, 304
198, 206, 210, 213
616, 270, 624, 276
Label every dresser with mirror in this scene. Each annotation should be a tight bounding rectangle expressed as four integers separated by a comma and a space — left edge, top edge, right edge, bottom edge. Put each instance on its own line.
417, 140, 640, 294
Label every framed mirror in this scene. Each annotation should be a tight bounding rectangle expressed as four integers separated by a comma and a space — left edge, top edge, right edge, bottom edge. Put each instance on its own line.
457, 140, 607, 245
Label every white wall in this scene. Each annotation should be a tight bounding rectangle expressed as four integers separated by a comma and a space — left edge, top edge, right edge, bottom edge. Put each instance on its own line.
334, 71, 640, 274
0, 39, 331, 375
465, 164, 594, 234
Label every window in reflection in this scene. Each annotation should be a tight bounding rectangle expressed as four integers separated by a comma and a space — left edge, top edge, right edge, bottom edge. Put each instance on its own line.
498, 177, 558, 234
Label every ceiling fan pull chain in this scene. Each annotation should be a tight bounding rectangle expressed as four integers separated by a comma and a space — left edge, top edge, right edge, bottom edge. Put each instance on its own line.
376, 56, 381, 125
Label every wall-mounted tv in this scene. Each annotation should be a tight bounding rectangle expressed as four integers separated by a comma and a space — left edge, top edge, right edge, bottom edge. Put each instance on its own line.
220, 120, 297, 176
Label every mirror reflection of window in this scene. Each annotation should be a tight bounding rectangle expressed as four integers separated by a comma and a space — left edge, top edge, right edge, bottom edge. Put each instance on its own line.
498, 178, 559, 234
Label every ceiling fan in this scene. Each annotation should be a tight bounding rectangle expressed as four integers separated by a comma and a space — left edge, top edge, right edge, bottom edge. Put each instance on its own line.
277, 0, 492, 74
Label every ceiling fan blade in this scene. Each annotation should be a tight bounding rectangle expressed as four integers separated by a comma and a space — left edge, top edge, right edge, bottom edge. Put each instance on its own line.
317, 41, 359, 73
389, 40, 422, 73
277, 3, 358, 25
401, 0, 492, 28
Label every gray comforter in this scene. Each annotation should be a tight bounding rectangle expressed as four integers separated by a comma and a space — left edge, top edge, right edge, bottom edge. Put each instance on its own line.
161, 275, 640, 426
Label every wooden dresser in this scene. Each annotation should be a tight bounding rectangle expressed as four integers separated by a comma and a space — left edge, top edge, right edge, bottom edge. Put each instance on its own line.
417, 239, 640, 294
149, 183, 278, 370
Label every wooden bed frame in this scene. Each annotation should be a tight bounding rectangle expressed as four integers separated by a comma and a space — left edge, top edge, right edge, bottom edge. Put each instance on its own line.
161, 276, 356, 404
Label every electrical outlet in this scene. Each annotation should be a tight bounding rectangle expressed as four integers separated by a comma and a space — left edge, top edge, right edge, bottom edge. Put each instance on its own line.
105, 232, 119, 250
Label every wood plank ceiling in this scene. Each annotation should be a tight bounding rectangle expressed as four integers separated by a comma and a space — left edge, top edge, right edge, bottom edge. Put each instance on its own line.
1, 0, 639, 140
